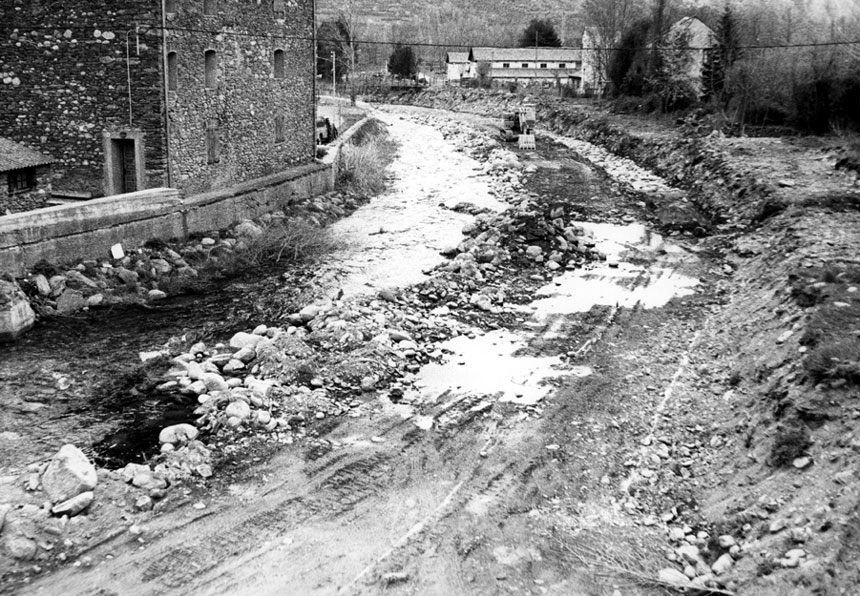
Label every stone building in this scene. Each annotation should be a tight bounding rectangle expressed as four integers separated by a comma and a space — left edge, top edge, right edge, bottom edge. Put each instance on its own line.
0, 137, 54, 214
0, 0, 315, 200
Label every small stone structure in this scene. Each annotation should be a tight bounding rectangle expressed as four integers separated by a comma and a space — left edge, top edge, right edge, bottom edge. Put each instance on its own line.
0, 0, 315, 200
0, 137, 54, 214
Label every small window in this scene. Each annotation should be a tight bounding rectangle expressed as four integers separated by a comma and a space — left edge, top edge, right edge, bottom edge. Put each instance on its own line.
7, 167, 36, 194
539, 63, 547, 68
502, 62, 510, 68
559, 63, 566, 69
273, 49, 285, 79
521, 63, 529, 68
203, 0, 216, 15
273, 0, 285, 19
167, 51, 178, 90
206, 120, 220, 164
274, 113, 285, 143
575, 61, 581, 69
165, 0, 177, 13
204, 49, 218, 89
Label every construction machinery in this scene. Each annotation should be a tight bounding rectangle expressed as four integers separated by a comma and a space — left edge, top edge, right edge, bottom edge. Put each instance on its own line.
499, 103, 536, 149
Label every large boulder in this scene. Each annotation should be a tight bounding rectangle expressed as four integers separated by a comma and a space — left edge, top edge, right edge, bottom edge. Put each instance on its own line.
0, 280, 36, 342
41, 444, 98, 503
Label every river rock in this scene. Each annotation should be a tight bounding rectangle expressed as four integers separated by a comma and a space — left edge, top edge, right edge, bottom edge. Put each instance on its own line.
233, 347, 256, 363
32, 274, 52, 296
56, 289, 86, 314
148, 289, 167, 301
51, 491, 94, 516
150, 259, 172, 275
4, 536, 37, 560
252, 324, 268, 335
711, 553, 734, 575
0, 280, 36, 342
225, 400, 251, 420
48, 274, 67, 296
298, 304, 321, 322
115, 267, 139, 285
229, 331, 265, 350
132, 469, 168, 490
235, 220, 264, 239
41, 444, 98, 503
222, 359, 245, 373
158, 423, 199, 445
200, 372, 229, 392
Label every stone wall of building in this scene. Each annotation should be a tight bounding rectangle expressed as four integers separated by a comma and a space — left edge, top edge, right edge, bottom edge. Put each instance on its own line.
165, 0, 316, 195
0, 1, 167, 196
0, 165, 53, 214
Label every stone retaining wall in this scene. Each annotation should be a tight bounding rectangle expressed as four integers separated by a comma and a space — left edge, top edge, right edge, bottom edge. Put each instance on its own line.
0, 162, 333, 274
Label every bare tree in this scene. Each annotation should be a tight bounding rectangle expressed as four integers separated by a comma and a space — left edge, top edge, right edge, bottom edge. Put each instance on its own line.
582, 0, 647, 92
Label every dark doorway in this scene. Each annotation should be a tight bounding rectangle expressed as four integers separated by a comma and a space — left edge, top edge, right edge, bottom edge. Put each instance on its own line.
112, 139, 137, 194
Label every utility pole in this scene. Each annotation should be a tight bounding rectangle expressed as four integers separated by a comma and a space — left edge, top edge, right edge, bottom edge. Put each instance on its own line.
331, 50, 337, 96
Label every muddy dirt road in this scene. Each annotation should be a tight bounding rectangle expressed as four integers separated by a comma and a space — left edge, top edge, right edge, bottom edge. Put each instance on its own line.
12, 106, 720, 596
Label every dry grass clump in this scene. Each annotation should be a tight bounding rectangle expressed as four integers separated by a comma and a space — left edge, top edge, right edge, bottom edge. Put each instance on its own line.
336, 119, 397, 198
243, 217, 341, 264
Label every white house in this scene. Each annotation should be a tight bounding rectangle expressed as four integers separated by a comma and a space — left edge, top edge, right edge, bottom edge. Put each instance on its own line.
446, 52, 472, 82
467, 47, 584, 87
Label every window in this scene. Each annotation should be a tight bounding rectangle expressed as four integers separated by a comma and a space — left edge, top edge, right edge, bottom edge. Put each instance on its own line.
204, 49, 218, 89
167, 51, 178, 90
575, 61, 581, 69
521, 63, 529, 68
273, 0, 285, 19
203, 0, 216, 15
559, 63, 566, 69
539, 63, 547, 68
165, 0, 176, 13
206, 120, 220, 164
273, 49, 285, 79
502, 62, 510, 68
7, 168, 36, 194
274, 113, 285, 143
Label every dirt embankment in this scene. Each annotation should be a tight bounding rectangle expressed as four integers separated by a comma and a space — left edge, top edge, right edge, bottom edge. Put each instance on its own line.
376, 90, 860, 595
379, 87, 860, 230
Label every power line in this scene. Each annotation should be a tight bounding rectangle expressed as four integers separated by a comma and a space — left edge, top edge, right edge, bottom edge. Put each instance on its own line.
2, 22, 859, 52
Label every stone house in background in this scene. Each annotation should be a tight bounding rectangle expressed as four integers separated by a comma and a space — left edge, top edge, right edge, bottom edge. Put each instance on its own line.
0, 0, 315, 204
0, 138, 54, 214
467, 47, 583, 88
580, 17, 716, 97
666, 16, 716, 95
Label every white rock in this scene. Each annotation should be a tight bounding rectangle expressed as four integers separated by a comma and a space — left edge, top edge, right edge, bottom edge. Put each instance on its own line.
233, 346, 256, 363
711, 553, 734, 575
225, 400, 251, 420
252, 324, 268, 335
41, 444, 98, 503
158, 423, 199, 445
200, 372, 229, 392
51, 491, 94, 516
676, 544, 701, 565
147, 289, 167, 301
229, 331, 265, 350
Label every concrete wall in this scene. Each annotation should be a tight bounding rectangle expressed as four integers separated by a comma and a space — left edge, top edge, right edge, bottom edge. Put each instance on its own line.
0, 162, 333, 274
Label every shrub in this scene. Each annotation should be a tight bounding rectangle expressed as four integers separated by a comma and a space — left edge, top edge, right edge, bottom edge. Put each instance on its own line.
770, 424, 811, 467
804, 339, 860, 384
